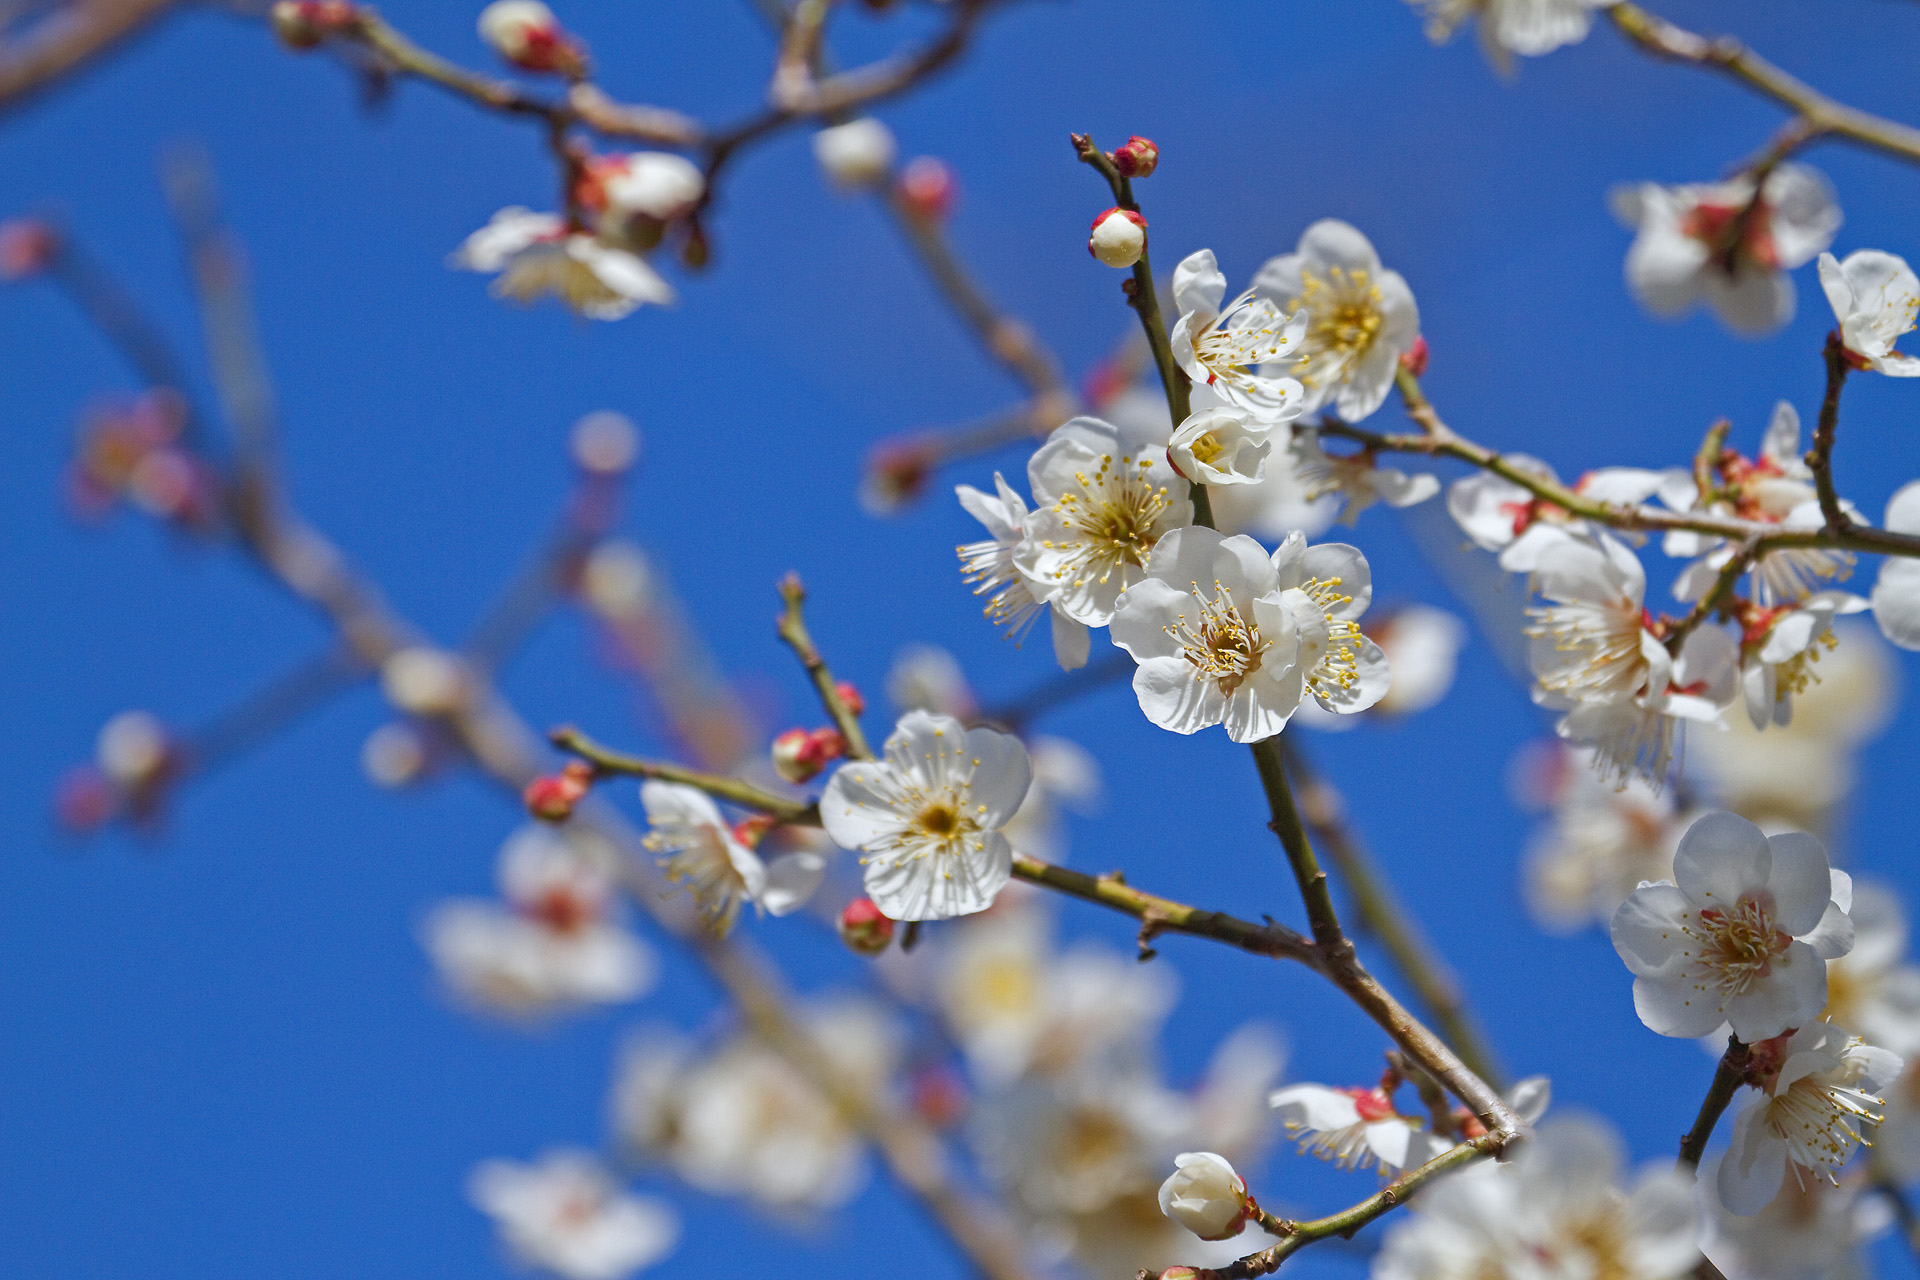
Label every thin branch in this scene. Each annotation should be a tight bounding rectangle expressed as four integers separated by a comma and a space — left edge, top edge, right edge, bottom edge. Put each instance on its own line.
1664, 534, 1759, 653
1609, 3, 1920, 167
0, 0, 176, 108
1281, 739, 1506, 1091
550, 725, 816, 823
775, 572, 872, 761
1679, 1037, 1752, 1170
1811, 332, 1853, 533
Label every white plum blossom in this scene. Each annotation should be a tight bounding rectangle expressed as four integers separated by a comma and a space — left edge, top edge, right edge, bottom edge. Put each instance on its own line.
469, 1151, 677, 1280
594, 151, 705, 228
1822, 880, 1920, 1059
1611, 166, 1841, 335
1449, 458, 1672, 573
477, 1, 567, 68
1521, 746, 1698, 931
998, 734, 1102, 864
423, 825, 655, 1017
1718, 1021, 1902, 1214
812, 117, 897, 189
1168, 249, 1308, 422
1369, 605, 1467, 717
452, 208, 674, 320
1268, 1082, 1449, 1174
1819, 248, 1920, 375
1701, 1170, 1893, 1280
1253, 219, 1421, 421
1157, 1152, 1248, 1240
1870, 479, 1920, 649
1014, 414, 1192, 627
1609, 812, 1854, 1042
1167, 404, 1273, 486
1290, 429, 1438, 525
639, 781, 823, 935
886, 643, 977, 720
820, 710, 1032, 921
1407, 0, 1613, 72
1738, 591, 1866, 730
956, 473, 1091, 670
1372, 1117, 1700, 1280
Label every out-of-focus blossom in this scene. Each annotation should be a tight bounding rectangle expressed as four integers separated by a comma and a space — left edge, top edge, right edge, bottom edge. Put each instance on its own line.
452, 208, 674, 320
1701, 1166, 1892, 1280
1822, 880, 1920, 1058
1820, 249, 1920, 375
999, 734, 1101, 863
361, 721, 435, 788
1610, 811, 1853, 1042
380, 646, 470, 716
0, 217, 60, 279
1611, 166, 1840, 335
898, 156, 957, 220
469, 1151, 676, 1280
1253, 219, 1420, 422
1289, 430, 1438, 526
885, 644, 977, 720
1871, 480, 1920, 650
1519, 744, 1698, 931
813, 118, 897, 189
477, 1, 586, 76
1448, 456, 1671, 575
820, 710, 1031, 921
956, 472, 1090, 670
569, 410, 641, 475
1169, 249, 1308, 423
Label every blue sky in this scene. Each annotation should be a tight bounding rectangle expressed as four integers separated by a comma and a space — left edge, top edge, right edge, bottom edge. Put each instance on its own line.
6, 0, 1920, 1275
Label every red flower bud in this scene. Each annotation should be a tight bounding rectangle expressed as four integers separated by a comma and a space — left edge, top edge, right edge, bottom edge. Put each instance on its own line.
731, 814, 775, 848
838, 896, 895, 954
834, 681, 866, 716
1111, 135, 1159, 178
523, 761, 593, 821
772, 727, 834, 783
1398, 334, 1430, 377
0, 218, 59, 279
898, 156, 957, 221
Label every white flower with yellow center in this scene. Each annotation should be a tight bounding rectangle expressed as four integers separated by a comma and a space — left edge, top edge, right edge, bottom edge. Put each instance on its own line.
820, 711, 1032, 921
1254, 220, 1420, 422
1014, 415, 1193, 627
1610, 812, 1855, 1042
1270, 529, 1391, 717
1738, 591, 1867, 730
451, 208, 674, 321
1719, 1022, 1902, 1215
469, 1150, 678, 1280
955, 473, 1091, 670
1168, 249, 1308, 423
639, 781, 824, 936
1269, 1082, 1450, 1175
1820, 248, 1920, 375
1167, 404, 1273, 486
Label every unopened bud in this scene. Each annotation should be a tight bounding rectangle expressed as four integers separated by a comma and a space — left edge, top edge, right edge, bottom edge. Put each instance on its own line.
860, 437, 935, 514
570, 410, 641, 475
838, 896, 895, 954
1398, 334, 1429, 377
813, 117, 896, 190
54, 765, 117, 831
834, 681, 865, 716
361, 722, 431, 788
96, 711, 171, 788
0, 218, 59, 279
1159, 1269, 1202, 1280
1157, 1152, 1249, 1241
600, 151, 705, 224
731, 814, 775, 848
772, 728, 825, 783
270, 0, 355, 47
524, 761, 593, 821
1111, 135, 1159, 178
380, 647, 470, 716
898, 156, 956, 221
477, 0, 585, 74
1089, 207, 1147, 269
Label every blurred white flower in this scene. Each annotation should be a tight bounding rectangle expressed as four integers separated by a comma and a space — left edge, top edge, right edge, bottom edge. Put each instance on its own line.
451, 208, 674, 320
1820, 249, 1920, 375
813, 118, 897, 189
469, 1151, 676, 1280
1253, 219, 1421, 422
1611, 166, 1840, 335
1521, 747, 1697, 931
1822, 880, 1920, 1058
1701, 1168, 1892, 1280
1407, 0, 1612, 72
1269, 1082, 1447, 1175
999, 735, 1101, 863
1610, 812, 1853, 1042
1168, 249, 1308, 422
640, 781, 823, 934
1871, 480, 1920, 650
1448, 456, 1671, 574
820, 710, 1032, 921
1290, 430, 1437, 526
886, 644, 977, 720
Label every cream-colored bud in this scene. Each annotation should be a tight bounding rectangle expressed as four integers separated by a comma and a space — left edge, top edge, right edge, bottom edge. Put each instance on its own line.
813, 118, 897, 189
1088, 207, 1147, 268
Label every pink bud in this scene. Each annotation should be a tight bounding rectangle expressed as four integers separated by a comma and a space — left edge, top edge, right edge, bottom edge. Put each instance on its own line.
898, 157, 957, 221
1111, 136, 1159, 178
523, 761, 592, 821
1088, 207, 1147, 269
838, 896, 895, 954
860, 437, 936, 514
54, 766, 117, 831
478, 0, 585, 75
772, 728, 826, 783
270, 0, 356, 47
834, 681, 865, 716
731, 813, 775, 848
0, 219, 59, 280
1399, 334, 1429, 377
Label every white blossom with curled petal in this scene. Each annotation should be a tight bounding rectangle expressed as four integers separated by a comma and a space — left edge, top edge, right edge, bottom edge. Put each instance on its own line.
1290, 430, 1437, 526
1253, 220, 1421, 422
469, 1151, 677, 1280
1168, 249, 1308, 422
1870, 480, 1920, 649
1820, 249, 1920, 375
1269, 1082, 1450, 1174
639, 781, 824, 935
451, 208, 674, 320
1015, 415, 1192, 627
1610, 812, 1855, 1042
1738, 591, 1867, 730
1610, 165, 1841, 335
820, 711, 1032, 921
1167, 405, 1273, 486
1718, 1022, 1901, 1215
955, 473, 1091, 670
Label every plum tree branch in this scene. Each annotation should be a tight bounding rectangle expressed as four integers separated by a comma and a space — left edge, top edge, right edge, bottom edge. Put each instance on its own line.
0, 0, 176, 108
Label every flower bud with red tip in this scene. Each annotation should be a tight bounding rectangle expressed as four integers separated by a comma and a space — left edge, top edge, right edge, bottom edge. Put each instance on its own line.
54, 765, 117, 831
898, 157, 957, 221
731, 814, 775, 848
1398, 334, 1430, 377
1089, 208, 1148, 269
524, 761, 593, 821
860, 437, 936, 514
838, 896, 895, 954
0, 219, 59, 279
270, 0, 357, 48
834, 681, 865, 716
1111, 135, 1159, 178
772, 727, 841, 783
477, 0, 586, 76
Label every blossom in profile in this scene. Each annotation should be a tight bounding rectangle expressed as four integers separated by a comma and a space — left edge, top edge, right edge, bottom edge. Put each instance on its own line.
820, 710, 1032, 920
1014, 414, 1192, 628
1611, 165, 1840, 335
1290, 430, 1437, 525
1253, 219, 1421, 422
1609, 811, 1854, 1041
469, 1151, 676, 1280
423, 826, 654, 1016
1718, 1022, 1901, 1214
1372, 1117, 1699, 1280
1168, 249, 1308, 422
1268, 1082, 1449, 1175
1157, 1152, 1249, 1240
639, 781, 823, 935
451, 208, 673, 320
1738, 591, 1866, 730
955, 472, 1091, 670
1820, 248, 1920, 374
1167, 404, 1273, 486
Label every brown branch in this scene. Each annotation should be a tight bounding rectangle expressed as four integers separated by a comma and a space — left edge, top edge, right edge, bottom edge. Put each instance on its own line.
775, 572, 873, 761
550, 725, 817, 823
1811, 332, 1852, 534
1679, 1037, 1752, 1170
0, 0, 176, 108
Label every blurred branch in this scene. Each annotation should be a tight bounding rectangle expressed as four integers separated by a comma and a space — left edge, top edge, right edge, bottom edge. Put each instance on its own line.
1281, 738, 1505, 1091
0, 0, 177, 108
776, 572, 872, 761
182, 645, 365, 773
972, 650, 1132, 733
